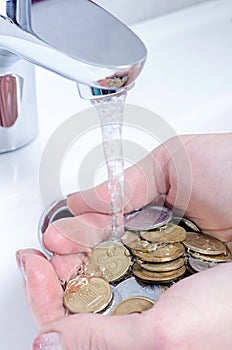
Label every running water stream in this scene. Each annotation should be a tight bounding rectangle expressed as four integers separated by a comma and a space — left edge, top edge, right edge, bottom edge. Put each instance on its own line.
92, 93, 127, 241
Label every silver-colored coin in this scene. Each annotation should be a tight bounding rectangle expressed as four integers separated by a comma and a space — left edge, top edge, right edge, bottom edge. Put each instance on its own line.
173, 217, 200, 232
124, 206, 172, 231
115, 276, 162, 302
188, 256, 217, 272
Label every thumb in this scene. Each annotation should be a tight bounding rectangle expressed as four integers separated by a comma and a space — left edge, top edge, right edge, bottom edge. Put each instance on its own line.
33, 311, 155, 350
67, 147, 169, 216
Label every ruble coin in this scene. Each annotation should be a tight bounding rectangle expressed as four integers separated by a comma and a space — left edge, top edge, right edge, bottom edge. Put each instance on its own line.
188, 256, 217, 272
102, 287, 122, 315
140, 224, 186, 243
84, 242, 131, 283
114, 276, 162, 302
124, 206, 172, 231
132, 262, 186, 282
121, 230, 140, 246
131, 242, 185, 263
112, 296, 154, 315
122, 231, 158, 252
183, 232, 226, 255
137, 256, 185, 272
64, 275, 112, 313
187, 246, 231, 262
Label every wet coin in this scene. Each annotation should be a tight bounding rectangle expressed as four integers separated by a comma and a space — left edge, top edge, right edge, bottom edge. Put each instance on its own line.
188, 256, 217, 272
186, 264, 197, 275
102, 287, 123, 316
173, 217, 200, 232
121, 231, 158, 252
183, 232, 226, 255
137, 256, 185, 272
131, 242, 185, 263
64, 275, 112, 313
121, 230, 140, 245
124, 206, 172, 231
112, 296, 154, 315
132, 262, 186, 283
187, 246, 231, 262
115, 276, 162, 302
84, 243, 132, 283
140, 224, 186, 243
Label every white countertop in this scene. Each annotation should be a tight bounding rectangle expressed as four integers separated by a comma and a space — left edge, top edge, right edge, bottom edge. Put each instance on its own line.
1, 0, 232, 348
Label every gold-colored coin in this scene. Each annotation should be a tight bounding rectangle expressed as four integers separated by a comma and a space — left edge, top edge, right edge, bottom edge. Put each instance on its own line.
64, 275, 112, 313
132, 262, 186, 282
183, 232, 226, 255
131, 242, 185, 263
122, 230, 158, 252
140, 224, 186, 243
188, 246, 231, 262
106, 76, 128, 88
112, 296, 154, 315
121, 230, 140, 245
84, 243, 131, 283
137, 256, 185, 272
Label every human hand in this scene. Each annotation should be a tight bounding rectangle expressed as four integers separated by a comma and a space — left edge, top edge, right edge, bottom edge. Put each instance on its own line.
17, 133, 232, 349
45, 132, 232, 253
17, 249, 232, 350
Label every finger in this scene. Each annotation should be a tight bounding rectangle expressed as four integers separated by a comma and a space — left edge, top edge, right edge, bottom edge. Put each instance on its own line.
50, 252, 88, 284
67, 148, 169, 216
33, 311, 155, 350
43, 212, 113, 254
16, 249, 46, 287
17, 249, 65, 327
151, 262, 232, 349
32, 263, 232, 350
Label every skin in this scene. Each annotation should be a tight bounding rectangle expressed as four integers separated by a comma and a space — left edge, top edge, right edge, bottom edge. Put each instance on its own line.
17, 133, 232, 349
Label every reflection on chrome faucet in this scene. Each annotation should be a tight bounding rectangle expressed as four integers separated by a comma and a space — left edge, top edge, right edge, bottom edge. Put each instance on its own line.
0, 0, 147, 152
0, 74, 19, 127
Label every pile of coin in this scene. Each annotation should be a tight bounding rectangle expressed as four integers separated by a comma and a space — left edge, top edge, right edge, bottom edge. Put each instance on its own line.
122, 205, 187, 284
63, 205, 231, 316
183, 231, 231, 273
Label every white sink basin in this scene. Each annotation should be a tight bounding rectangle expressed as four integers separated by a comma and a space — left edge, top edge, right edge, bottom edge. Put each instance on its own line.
1, 0, 232, 348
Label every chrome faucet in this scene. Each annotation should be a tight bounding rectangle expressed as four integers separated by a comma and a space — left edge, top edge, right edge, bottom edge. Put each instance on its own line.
0, 0, 147, 152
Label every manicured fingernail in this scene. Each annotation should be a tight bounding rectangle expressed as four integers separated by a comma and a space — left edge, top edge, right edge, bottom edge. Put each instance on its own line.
33, 332, 63, 350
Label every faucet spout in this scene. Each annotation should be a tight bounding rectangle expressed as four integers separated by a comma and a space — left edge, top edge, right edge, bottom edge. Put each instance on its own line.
0, 0, 147, 99
0, 0, 147, 152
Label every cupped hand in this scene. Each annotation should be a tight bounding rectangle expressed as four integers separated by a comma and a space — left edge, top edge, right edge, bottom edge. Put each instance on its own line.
17, 249, 232, 350
17, 133, 232, 349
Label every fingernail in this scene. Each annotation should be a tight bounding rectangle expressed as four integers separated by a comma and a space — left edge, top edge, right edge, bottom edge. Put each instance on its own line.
67, 192, 75, 198
16, 251, 28, 282
33, 332, 63, 350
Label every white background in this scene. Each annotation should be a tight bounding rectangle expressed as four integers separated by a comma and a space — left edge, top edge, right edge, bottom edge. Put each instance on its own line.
0, 0, 232, 348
